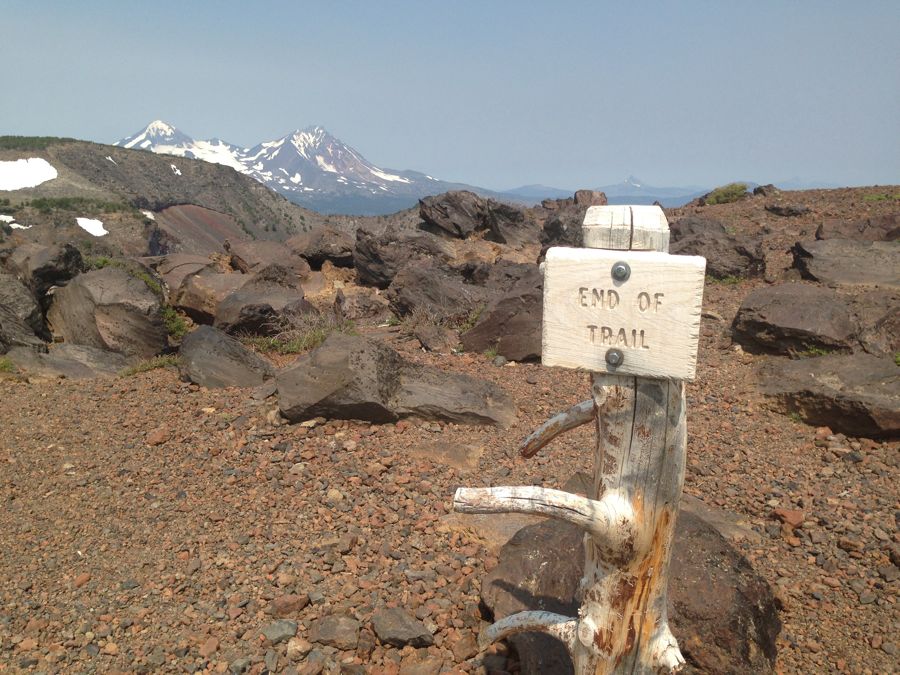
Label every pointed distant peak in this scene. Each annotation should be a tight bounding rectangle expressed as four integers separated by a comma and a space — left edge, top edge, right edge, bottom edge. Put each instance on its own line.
146, 120, 178, 136
624, 175, 644, 187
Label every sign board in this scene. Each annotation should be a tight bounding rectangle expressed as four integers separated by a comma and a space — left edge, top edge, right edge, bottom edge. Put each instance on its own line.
542, 247, 706, 380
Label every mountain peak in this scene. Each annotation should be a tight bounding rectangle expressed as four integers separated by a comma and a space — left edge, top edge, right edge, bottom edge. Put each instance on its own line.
146, 120, 178, 136
116, 120, 193, 150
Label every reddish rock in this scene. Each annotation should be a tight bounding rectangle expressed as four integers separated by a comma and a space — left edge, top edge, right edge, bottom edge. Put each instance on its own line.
271, 593, 309, 617
772, 508, 805, 529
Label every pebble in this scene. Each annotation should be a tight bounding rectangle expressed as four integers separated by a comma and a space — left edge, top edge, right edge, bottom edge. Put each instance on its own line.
73, 572, 91, 588
260, 619, 297, 645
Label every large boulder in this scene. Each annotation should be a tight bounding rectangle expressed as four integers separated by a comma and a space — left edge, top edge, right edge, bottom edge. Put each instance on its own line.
460, 265, 542, 361
179, 325, 274, 388
46, 267, 167, 360
760, 353, 899, 438
482, 476, 781, 674
791, 239, 900, 288
732, 284, 856, 354
0, 305, 47, 354
7, 243, 84, 300
733, 284, 899, 356
815, 213, 899, 241
354, 228, 454, 289
419, 191, 539, 245
669, 218, 765, 279
539, 204, 591, 256
276, 333, 515, 426
0, 274, 45, 336
385, 261, 488, 325
149, 254, 218, 297
214, 264, 315, 335
6, 344, 129, 379
226, 240, 311, 277
332, 287, 391, 321
287, 226, 355, 269
173, 271, 248, 324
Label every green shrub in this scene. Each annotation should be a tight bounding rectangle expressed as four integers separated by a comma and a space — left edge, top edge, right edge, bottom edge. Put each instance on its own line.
796, 345, 832, 358
894, 352, 900, 367
704, 182, 748, 206
0, 136, 77, 151
241, 312, 356, 355
161, 306, 188, 339
484, 344, 500, 359
454, 303, 485, 332
120, 355, 181, 377
84, 256, 163, 296
862, 192, 900, 202
706, 274, 742, 286
0, 356, 15, 373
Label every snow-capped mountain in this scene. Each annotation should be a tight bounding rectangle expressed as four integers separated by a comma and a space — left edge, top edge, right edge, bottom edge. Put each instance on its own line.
115, 121, 484, 215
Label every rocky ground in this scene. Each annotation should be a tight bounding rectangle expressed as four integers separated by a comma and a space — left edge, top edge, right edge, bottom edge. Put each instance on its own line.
1, 185, 898, 674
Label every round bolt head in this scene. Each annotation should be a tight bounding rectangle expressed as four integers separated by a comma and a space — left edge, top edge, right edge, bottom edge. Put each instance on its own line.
605, 348, 624, 367
611, 261, 631, 282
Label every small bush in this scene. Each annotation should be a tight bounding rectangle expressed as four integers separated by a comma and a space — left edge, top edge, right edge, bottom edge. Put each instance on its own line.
454, 303, 485, 332
484, 344, 500, 359
161, 306, 188, 339
399, 305, 443, 336
862, 192, 900, 202
242, 311, 356, 355
0, 356, 15, 373
796, 345, 832, 358
704, 182, 748, 206
120, 355, 181, 377
84, 256, 163, 296
706, 274, 742, 286
894, 352, 900, 367
788, 411, 803, 423
27, 196, 136, 215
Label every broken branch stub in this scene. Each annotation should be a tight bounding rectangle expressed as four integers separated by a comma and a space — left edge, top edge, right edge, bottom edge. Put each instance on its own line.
452, 205, 702, 674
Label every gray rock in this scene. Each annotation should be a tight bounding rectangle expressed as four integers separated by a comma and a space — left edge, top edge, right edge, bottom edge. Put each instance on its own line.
46, 267, 167, 360
215, 264, 314, 335
371, 608, 434, 648
260, 619, 297, 645
6, 344, 129, 379
173, 271, 248, 324
816, 213, 899, 242
7, 242, 84, 299
669, 218, 765, 279
148, 254, 217, 296
276, 333, 515, 427
419, 190, 539, 246
482, 473, 780, 674
760, 353, 899, 438
353, 228, 454, 289
308, 614, 359, 650
461, 265, 542, 361
765, 203, 810, 217
731, 284, 857, 354
287, 226, 355, 269
179, 325, 274, 388
227, 240, 311, 277
792, 239, 900, 288
0, 273, 46, 339
386, 261, 487, 326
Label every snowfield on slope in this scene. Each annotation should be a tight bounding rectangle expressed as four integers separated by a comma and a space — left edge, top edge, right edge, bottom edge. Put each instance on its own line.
0, 158, 58, 190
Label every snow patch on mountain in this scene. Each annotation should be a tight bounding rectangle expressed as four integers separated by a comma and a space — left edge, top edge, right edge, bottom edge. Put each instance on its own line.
76, 217, 108, 237
0, 158, 58, 190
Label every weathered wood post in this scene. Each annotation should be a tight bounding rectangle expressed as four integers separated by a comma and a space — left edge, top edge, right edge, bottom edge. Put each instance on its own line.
454, 205, 706, 674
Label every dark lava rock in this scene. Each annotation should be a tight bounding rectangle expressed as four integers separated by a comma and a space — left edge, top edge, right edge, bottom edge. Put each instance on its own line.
760, 353, 899, 438
386, 261, 488, 326
765, 203, 810, 217
226, 240, 311, 277
332, 287, 390, 320
753, 184, 780, 197
173, 271, 247, 324
539, 204, 592, 256
6, 242, 84, 301
815, 213, 899, 242
309, 614, 360, 650
46, 267, 167, 360
732, 284, 856, 354
419, 190, 539, 245
0, 274, 47, 353
179, 325, 274, 388
792, 239, 900, 288
276, 333, 515, 426
669, 218, 765, 279
214, 264, 315, 335
482, 477, 781, 674
461, 265, 542, 361
354, 228, 453, 289
287, 226, 355, 269
6, 344, 129, 379
260, 619, 297, 645
149, 254, 218, 296
371, 608, 434, 648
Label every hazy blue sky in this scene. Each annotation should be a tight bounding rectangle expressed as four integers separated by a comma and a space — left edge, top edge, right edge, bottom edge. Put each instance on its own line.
3, 1, 898, 190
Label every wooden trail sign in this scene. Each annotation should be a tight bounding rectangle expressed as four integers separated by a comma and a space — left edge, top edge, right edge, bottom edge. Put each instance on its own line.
454, 205, 706, 674
542, 248, 705, 380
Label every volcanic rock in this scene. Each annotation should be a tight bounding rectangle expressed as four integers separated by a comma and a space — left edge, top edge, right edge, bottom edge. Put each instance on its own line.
371, 608, 434, 648
386, 261, 488, 326
287, 226, 355, 269
276, 333, 515, 426
670, 218, 765, 279
760, 353, 899, 437
226, 240, 311, 277
7, 242, 84, 300
354, 228, 453, 289
173, 271, 248, 324
214, 264, 315, 335
46, 267, 167, 360
792, 239, 900, 288
461, 265, 542, 361
6, 344, 129, 379
419, 190, 539, 245
179, 325, 274, 388
482, 477, 781, 674
815, 213, 899, 241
